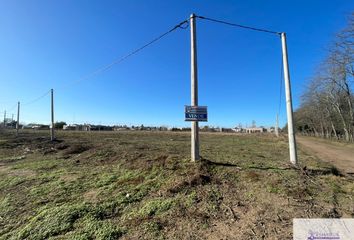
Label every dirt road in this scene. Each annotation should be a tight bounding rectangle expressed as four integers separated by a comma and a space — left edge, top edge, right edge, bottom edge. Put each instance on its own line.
297, 136, 354, 174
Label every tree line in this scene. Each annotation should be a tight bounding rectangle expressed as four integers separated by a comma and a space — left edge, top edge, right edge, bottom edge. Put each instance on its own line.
294, 13, 354, 141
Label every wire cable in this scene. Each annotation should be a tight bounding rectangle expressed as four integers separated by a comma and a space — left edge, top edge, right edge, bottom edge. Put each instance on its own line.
6, 18, 189, 119
5, 102, 17, 112
1, 103, 17, 118
23, 90, 51, 106
196, 15, 281, 35
60, 18, 190, 90
196, 14, 283, 118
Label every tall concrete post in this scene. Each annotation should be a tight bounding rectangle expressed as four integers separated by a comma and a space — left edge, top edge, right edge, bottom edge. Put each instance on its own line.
275, 114, 279, 137
281, 33, 298, 166
190, 13, 200, 162
3, 111, 6, 128
16, 102, 20, 136
51, 89, 55, 141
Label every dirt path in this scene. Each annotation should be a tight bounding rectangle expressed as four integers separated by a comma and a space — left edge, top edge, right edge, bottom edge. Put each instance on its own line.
297, 136, 354, 175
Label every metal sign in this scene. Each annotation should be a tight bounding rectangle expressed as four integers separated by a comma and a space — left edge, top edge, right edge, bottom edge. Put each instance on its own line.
185, 106, 208, 122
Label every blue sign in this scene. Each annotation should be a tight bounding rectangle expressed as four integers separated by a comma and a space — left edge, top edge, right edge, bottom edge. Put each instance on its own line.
185, 106, 208, 122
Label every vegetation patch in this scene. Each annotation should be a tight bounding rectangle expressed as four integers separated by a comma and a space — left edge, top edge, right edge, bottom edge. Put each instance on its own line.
17, 204, 89, 239
0, 131, 353, 239
135, 198, 175, 218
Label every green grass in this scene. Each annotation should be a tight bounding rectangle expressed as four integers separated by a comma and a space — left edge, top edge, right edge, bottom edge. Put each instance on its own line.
134, 198, 175, 218
0, 130, 353, 239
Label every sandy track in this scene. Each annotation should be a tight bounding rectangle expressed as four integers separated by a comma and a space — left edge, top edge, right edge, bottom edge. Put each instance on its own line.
297, 136, 354, 174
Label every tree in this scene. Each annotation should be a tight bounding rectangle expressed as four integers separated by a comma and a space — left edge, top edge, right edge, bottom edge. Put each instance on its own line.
54, 121, 66, 129
294, 12, 354, 141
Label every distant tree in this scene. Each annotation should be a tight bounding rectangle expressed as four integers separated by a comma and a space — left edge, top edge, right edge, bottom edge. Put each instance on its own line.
54, 121, 66, 129
202, 125, 210, 132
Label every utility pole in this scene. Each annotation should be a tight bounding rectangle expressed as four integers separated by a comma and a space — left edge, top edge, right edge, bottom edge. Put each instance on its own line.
50, 89, 55, 141
3, 111, 6, 128
275, 114, 279, 137
281, 32, 298, 166
190, 13, 200, 162
16, 102, 20, 136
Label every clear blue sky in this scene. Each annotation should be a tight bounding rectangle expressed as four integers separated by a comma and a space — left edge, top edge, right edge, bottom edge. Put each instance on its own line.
0, 0, 352, 127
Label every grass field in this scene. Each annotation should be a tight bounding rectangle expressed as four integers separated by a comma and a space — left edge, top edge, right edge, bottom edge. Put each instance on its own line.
0, 130, 353, 239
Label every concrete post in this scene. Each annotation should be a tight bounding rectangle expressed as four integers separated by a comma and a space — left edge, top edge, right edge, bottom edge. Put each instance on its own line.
50, 89, 55, 141
190, 13, 200, 162
275, 114, 279, 137
281, 33, 298, 166
16, 102, 20, 136
3, 111, 6, 128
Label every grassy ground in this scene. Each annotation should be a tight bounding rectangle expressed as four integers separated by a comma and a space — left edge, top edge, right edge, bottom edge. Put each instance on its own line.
0, 130, 353, 239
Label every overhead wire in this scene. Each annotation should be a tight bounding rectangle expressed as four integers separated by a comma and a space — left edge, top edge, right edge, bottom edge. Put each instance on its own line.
195, 14, 284, 119
3, 17, 190, 123
8, 14, 285, 126
1, 103, 17, 118
196, 15, 281, 35
5, 102, 17, 112
59, 18, 190, 90
22, 90, 51, 106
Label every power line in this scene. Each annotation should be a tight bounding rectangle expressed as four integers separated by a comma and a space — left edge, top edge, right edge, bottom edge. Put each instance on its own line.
4, 17, 190, 119
196, 15, 281, 35
23, 90, 51, 106
60, 18, 190, 90
195, 15, 283, 116
1, 103, 17, 117
5, 102, 17, 112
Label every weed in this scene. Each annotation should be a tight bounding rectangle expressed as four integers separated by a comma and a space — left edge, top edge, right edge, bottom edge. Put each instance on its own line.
69, 216, 125, 240
207, 187, 223, 212
95, 174, 118, 187
17, 204, 89, 239
143, 221, 163, 234
185, 190, 198, 207
136, 198, 175, 218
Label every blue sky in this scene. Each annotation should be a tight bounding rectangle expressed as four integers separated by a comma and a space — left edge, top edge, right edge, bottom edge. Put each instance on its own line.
0, 0, 352, 127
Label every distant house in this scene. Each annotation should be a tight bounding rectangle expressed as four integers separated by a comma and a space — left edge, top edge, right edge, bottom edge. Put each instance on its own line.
33, 125, 50, 130
82, 124, 91, 131
22, 125, 33, 129
245, 127, 266, 133
159, 126, 168, 131
232, 127, 244, 133
113, 126, 125, 131
21, 124, 49, 130
267, 127, 276, 133
63, 124, 77, 131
